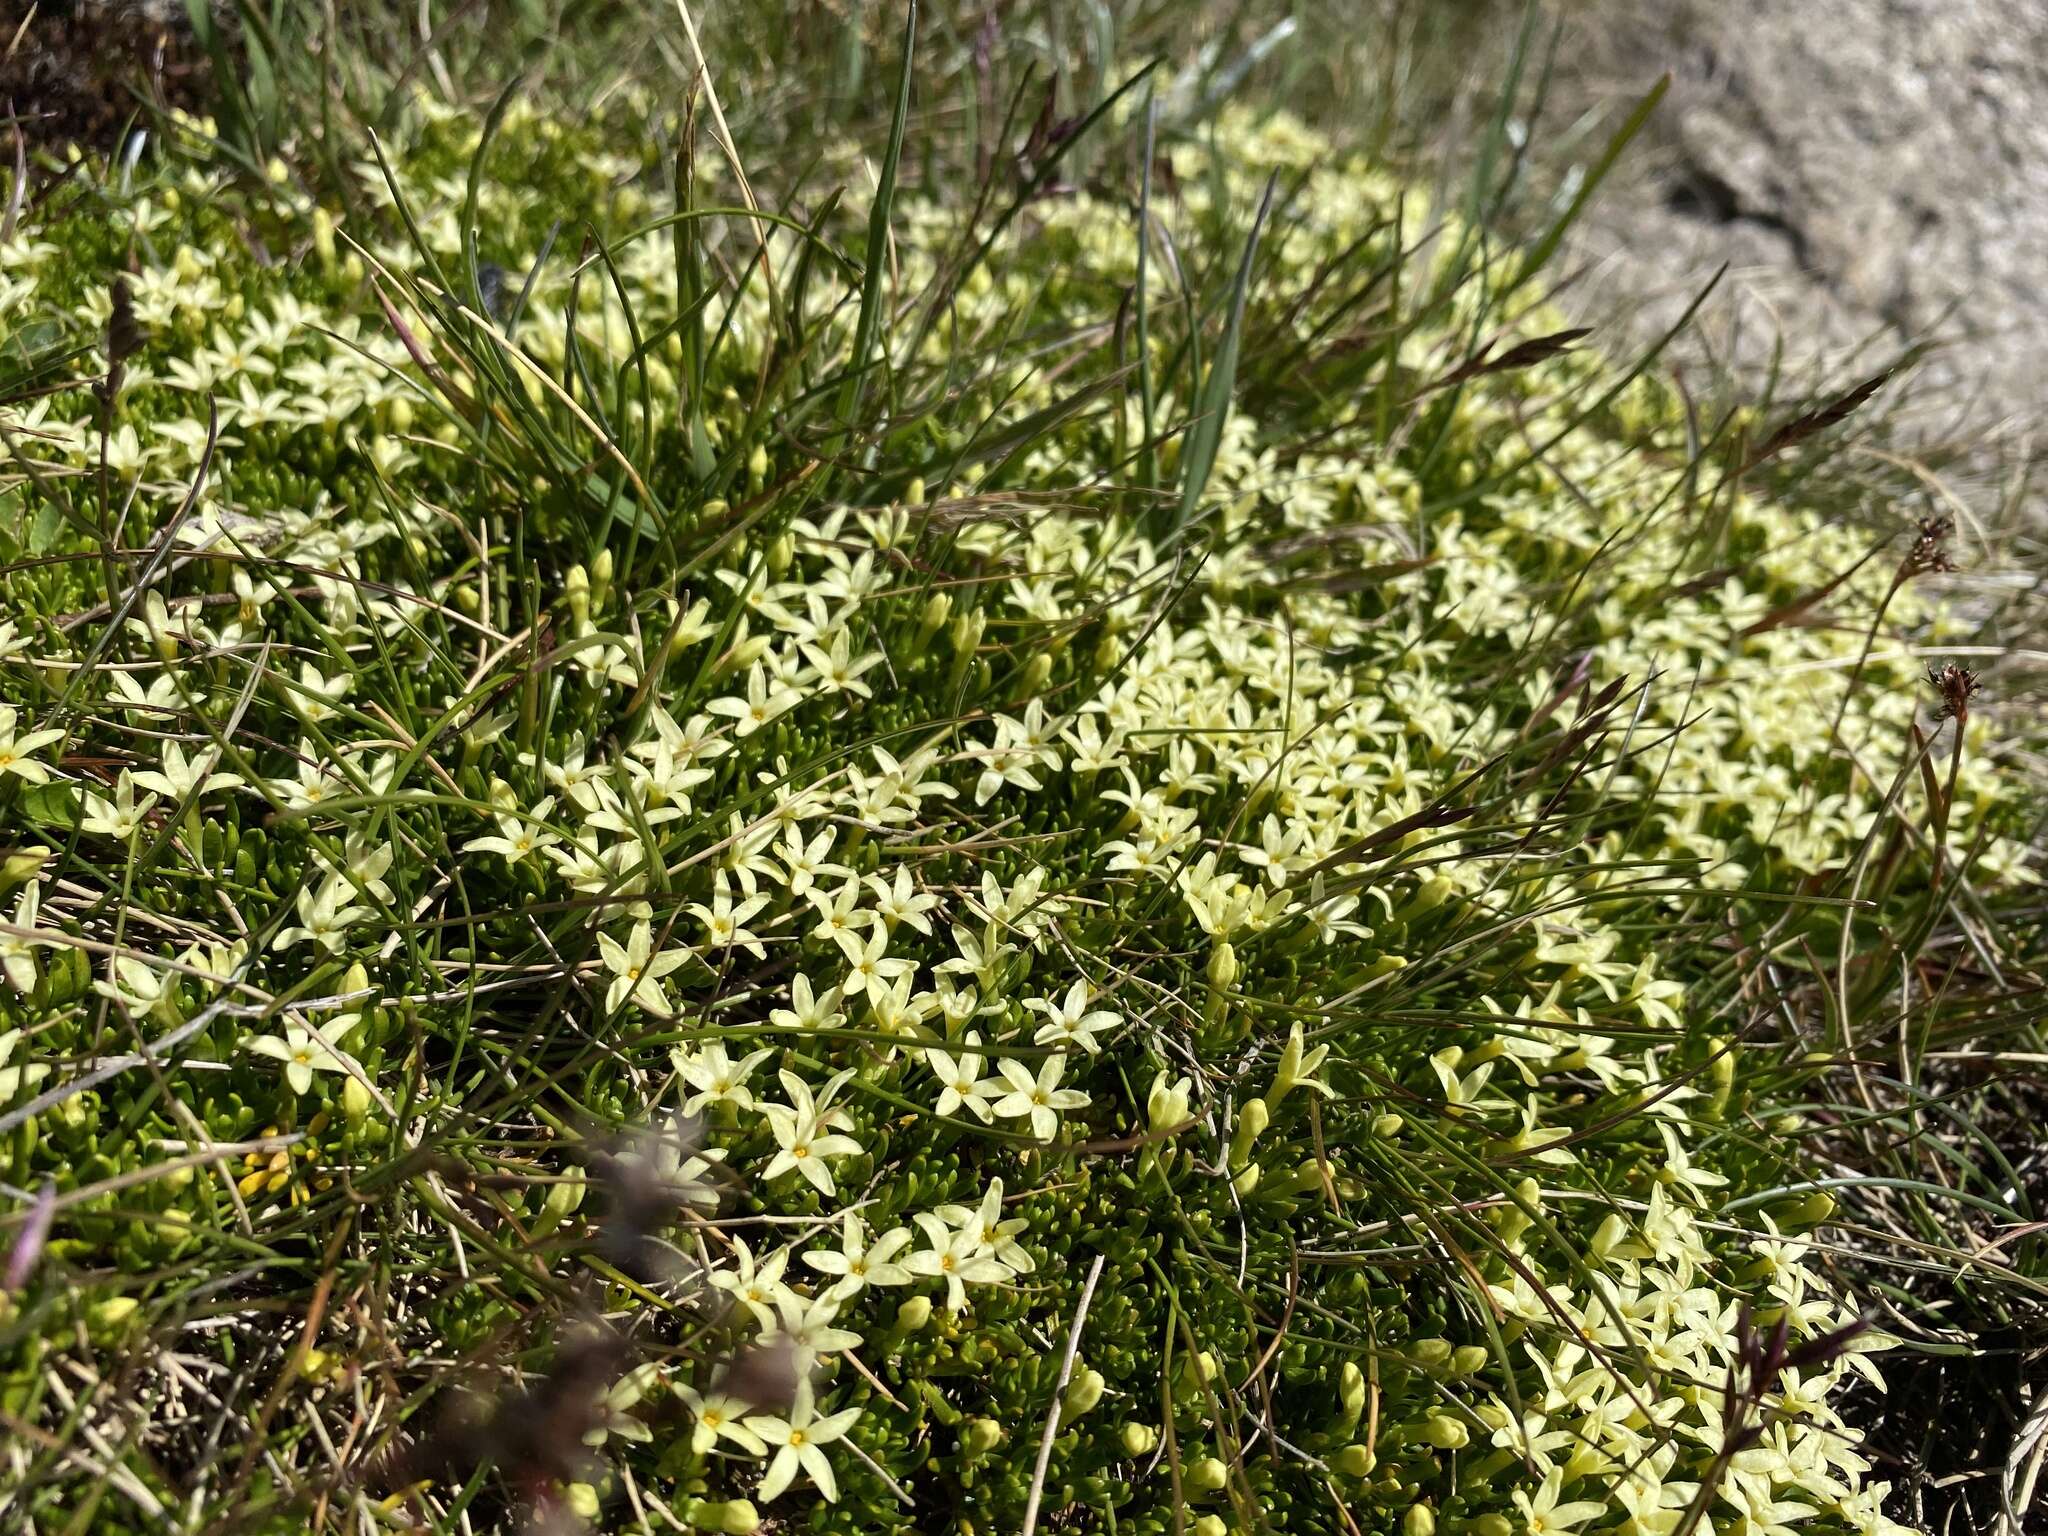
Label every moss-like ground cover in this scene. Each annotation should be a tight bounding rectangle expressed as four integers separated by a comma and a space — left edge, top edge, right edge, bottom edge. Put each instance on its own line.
0, 25, 2038, 1536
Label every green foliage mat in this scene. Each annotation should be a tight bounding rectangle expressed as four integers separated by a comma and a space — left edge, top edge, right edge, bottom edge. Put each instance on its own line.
0, 57, 2035, 1536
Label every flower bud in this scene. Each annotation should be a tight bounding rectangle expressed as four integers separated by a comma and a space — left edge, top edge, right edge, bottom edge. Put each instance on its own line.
1589, 1212, 1628, 1261
312, 206, 336, 269
1120, 1421, 1158, 1457
589, 548, 614, 611
1018, 652, 1052, 698
1706, 1038, 1736, 1120
0, 847, 51, 887
1062, 1366, 1105, 1419
896, 1295, 933, 1333
1408, 1338, 1452, 1371
1449, 1345, 1490, 1377
1419, 1415, 1467, 1450
1193, 1519, 1226, 1536
1471, 1516, 1513, 1536
88, 1295, 141, 1339
564, 564, 591, 626
1147, 1071, 1194, 1133
692, 1500, 759, 1535
1338, 1361, 1367, 1431
342, 1076, 372, 1129
949, 609, 985, 658
748, 441, 769, 493
1228, 1097, 1268, 1169
1186, 1456, 1228, 1493
765, 530, 793, 577
919, 590, 953, 639
904, 476, 926, 505
1404, 1504, 1436, 1536
529, 1172, 584, 1239
1333, 1444, 1376, 1478
1372, 1113, 1404, 1138
963, 1417, 1003, 1455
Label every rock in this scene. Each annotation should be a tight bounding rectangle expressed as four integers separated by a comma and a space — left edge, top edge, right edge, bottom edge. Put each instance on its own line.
1526, 0, 2048, 463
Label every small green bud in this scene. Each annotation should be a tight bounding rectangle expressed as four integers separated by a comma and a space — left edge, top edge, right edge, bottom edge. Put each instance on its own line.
1228, 1097, 1269, 1169
1419, 1415, 1467, 1450
341, 1076, 372, 1129
1706, 1038, 1736, 1120
1333, 1444, 1376, 1477
88, 1295, 141, 1339
1409, 1338, 1452, 1371
0, 847, 50, 887
748, 441, 769, 492
1148, 1071, 1194, 1134
589, 548, 614, 610
1777, 1190, 1836, 1230
962, 1418, 1003, 1455
1338, 1361, 1367, 1429
1372, 1113, 1405, 1138
1186, 1456, 1229, 1493
904, 476, 926, 505
1062, 1367, 1105, 1419
1017, 651, 1052, 697
1471, 1515, 1513, 1536
692, 1499, 759, 1535
1449, 1345, 1490, 1377
949, 609, 985, 657
1404, 1504, 1437, 1536
1590, 1212, 1628, 1260
765, 531, 793, 577
1206, 941, 1239, 992
1120, 1422, 1158, 1456
529, 1172, 585, 1239
896, 1295, 933, 1333
1193, 1518, 1226, 1536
